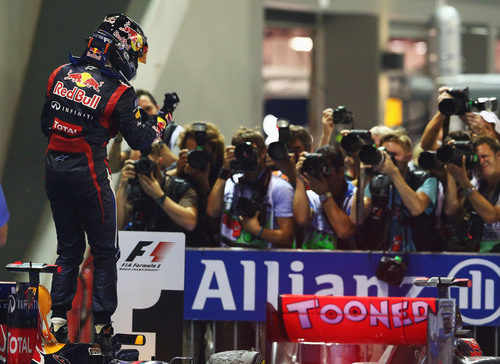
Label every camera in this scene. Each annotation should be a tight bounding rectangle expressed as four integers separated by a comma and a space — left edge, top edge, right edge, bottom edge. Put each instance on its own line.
359, 145, 396, 168
162, 92, 180, 114
127, 158, 156, 207
133, 158, 155, 176
268, 119, 291, 161
375, 255, 407, 286
340, 130, 372, 155
370, 174, 392, 209
235, 196, 263, 218
187, 123, 210, 171
436, 140, 478, 168
469, 97, 498, 112
418, 150, 442, 170
333, 106, 354, 130
230, 142, 259, 172
438, 87, 498, 116
300, 153, 327, 179
438, 87, 470, 116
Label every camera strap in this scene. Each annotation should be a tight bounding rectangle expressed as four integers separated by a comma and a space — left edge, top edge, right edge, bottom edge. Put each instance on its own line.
232, 168, 272, 225
162, 121, 178, 147
464, 180, 500, 245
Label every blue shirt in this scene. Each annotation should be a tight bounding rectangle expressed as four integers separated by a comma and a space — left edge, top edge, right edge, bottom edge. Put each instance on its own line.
0, 184, 9, 228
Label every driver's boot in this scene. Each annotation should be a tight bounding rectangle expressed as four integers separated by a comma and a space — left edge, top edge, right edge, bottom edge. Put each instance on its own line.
95, 323, 114, 356
49, 317, 69, 344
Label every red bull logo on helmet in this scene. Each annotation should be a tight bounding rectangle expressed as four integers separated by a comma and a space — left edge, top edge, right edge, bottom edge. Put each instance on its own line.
64, 70, 103, 92
53, 81, 101, 109
114, 21, 144, 52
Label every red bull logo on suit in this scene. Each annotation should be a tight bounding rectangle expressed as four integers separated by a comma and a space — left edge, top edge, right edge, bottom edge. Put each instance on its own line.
53, 81, 101, 109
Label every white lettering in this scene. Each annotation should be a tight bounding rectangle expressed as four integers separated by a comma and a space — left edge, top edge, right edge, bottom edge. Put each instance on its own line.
289, 260, 304, 294
286, 299, 318, 329
314, 274, 344, 296
412, 301, 428, 324
353, 275, 388, 297
402, 276, 425, 298
241, 260, 255, 311
470, 270, 482, 309
391, 301, 412, 328
320, 303, 343, 324
53, 81, 101, 109
370, 301, 390, 328
344, 300, 367, 321
192, 260, 236, 310
264, 261, 279, 309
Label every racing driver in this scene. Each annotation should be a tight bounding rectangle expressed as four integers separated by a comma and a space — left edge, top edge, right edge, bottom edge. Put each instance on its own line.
41, 14, 170, 353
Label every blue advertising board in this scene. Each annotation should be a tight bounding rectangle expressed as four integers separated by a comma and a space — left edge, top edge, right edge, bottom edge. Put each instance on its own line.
184, 249, 500, 326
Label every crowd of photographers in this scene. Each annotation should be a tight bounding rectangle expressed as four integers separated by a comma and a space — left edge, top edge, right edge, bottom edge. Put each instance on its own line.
108, 86, 500, 359
111, 87, 500, 259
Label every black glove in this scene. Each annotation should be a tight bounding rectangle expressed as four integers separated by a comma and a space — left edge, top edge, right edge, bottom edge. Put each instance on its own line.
159, 92, 180, 116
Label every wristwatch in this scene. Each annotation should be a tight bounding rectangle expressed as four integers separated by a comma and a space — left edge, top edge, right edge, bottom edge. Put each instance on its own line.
155, 193, 167, 206
463, 186, 476, 199
319, 192, 333, 202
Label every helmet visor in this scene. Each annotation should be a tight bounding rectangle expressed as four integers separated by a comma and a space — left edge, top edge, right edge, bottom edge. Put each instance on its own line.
138, 44, 148, 64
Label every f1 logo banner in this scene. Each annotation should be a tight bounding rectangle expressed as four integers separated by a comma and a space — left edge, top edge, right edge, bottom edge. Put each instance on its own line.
113, 232, 185, 360
183, 249, 500, 325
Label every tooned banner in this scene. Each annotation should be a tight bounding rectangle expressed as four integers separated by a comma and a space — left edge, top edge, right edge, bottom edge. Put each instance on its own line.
183, 249, 500, 325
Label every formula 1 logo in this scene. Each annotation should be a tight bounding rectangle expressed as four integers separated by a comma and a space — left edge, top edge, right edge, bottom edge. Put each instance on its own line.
64, 71, 103, 92
120, 241, 172, 272
448, 258, 500, 325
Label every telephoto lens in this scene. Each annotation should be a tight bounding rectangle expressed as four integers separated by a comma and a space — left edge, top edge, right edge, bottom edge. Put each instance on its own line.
359, 144, 384, 166
436, 141, 477, 168
418, 151, 441, 170
340, 130, 372, 155
438, 87, 470, 116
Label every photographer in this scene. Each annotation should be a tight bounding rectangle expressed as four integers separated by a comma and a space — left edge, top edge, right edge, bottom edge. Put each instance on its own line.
108, 89, 181, 172
421, 87, 499, 151
170, 122, 225, 247
268, 124, 313, 187
116, 142, 198, 235
352, 131, 440, 251
207, 128, 294, 248
294, 145, 356, 249
444, 135, 500, 252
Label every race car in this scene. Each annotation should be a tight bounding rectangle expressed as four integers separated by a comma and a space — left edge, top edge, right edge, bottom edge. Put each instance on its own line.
266, 277, 500, 364
1, 262, 263, 364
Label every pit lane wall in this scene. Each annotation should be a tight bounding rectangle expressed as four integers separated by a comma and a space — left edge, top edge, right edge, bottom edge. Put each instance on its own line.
183, 249, 500, 326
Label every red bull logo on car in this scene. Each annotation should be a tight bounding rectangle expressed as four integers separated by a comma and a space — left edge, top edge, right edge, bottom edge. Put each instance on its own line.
53, 81, 101, 109
64, 71, 103, 92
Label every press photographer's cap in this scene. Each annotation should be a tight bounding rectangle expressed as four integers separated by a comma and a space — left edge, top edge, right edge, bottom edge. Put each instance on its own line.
478, 110, 500, 134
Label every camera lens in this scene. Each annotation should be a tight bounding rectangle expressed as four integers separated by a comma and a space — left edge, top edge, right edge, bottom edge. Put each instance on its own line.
438, 98, 456, 116
134, 158, 155, 175
418, 151, 440, 170
359, 144, 383, 165
188, 149, 209, 170
436, 144, 457, 164
268, 142, 289, 161
233, 142, 259, 171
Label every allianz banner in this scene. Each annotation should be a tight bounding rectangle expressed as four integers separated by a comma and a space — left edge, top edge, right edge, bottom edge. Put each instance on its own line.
184, 249, 500, 326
